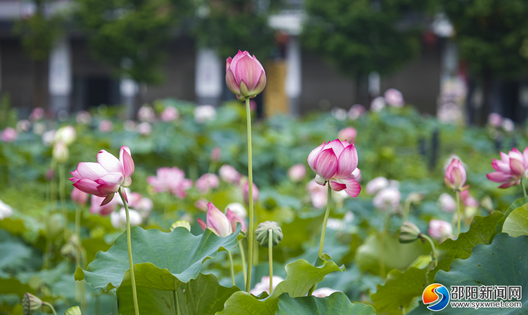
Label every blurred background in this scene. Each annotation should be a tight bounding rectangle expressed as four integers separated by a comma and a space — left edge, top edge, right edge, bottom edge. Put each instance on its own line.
0, 0, 527, 123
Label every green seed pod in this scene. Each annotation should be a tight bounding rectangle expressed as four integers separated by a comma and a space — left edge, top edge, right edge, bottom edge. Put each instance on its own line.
22, 293, 43, 315
65, 306, 82, 315
255, 221, 283, 247
170, 220, 191, 232
399, 221, 421, 244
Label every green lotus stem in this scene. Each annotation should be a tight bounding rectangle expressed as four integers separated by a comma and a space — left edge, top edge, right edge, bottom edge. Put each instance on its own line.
59, 164, 68, 243
75, 206, 86, 311
522, 179, 526, 198
43, 302, 57, 315
227, 251, 235, 286
421, 234, 438, 267
268, 229, 273, 294
379, 212, 391, 278
238, 239, 247, 285
318, 184, 333, 258
245, 98, 255, 293
118, 190, 140, 315
455, 190, 461, 238
403, 200, 411, 222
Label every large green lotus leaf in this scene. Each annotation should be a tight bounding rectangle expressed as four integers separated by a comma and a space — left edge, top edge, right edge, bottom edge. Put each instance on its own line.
75, 226, 241, 291
371, 267, 428, 314
494, 196, 528, 237
276, 292, 375, 315
217, 259, 344, 315
356, 232, 430, 275
427, 211, 503, 283
117, 272, 239, 315
502, 204, 528, 237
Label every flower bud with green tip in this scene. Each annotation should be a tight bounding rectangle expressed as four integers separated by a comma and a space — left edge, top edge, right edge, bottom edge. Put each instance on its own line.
65, 306, 82, 315
170, 220, 191, 232
22, 293, 43, 315
399, 221, 421, 244
256, 221, 283, 247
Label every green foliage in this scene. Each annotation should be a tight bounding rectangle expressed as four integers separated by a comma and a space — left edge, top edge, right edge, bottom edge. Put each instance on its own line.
277, 292, 375, 315
502, 204, 528, 237
13, 12, 63, 61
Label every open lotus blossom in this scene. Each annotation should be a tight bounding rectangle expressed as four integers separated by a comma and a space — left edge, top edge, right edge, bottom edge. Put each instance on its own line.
219, 165, 241, 184
227, 208, 247, 233
195, 173, 219, 194
438, 193, 456, 213
161, 106, 179, 122
288, 163, 306, 183
486, 147, 528, 188
428, 219, 453, 241
147, 167, 192, 198
384, 88, 404, 107
225, 50, 267, 101
71, 187, 89, 206
1, 127, 17, 142
338, 127, 357, 143
444, 158, 468, 191
307, 139, 361, 197
111, 208, 142, 229
197, 203, 232, 237
312, 288, 340, 298
250, 276, 284, 296
90, 194, 119, 215
70, 146, 134, 206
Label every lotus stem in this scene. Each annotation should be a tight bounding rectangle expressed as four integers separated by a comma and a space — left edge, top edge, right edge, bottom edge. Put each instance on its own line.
238, 239, 247, 285
228, 251, 235, 286
455, 190, 461, 238
522, 179, 526, 198
268, 229, 273, 294
421, 234, 438, 268
43, 302, 57, 315
118, 190, 140, 315
318, 184, 332, 258
245, 98, 255, 293
58, 164, 68, 243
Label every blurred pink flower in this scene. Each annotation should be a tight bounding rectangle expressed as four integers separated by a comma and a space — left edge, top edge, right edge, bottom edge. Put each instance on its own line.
137, 122, 151, 135
365, 177, 389, 195
99, 120, 113, 133
288, 164, 306, 183
250, 276, 284, 296
1, 127, 17, 142
488, 113, 502, 128
460, 190, 479, 208
195, 173, 219, 194
194, 105, 216, 123
337, 127, 357, 143
125, 192, 153, 219
90, 194, 119, 215
307, 139, 361, 197
138, 106, 156, 122
373, 187, 401, 211
243, 182, 259, 204
147, 167, 192, 198
348, 104, 366, 120
444, 158, 468, 191
384, 89, 404, 107
30, 107, 45, 121
438, 193, 456, 213
111, 208, 142, 229
219, 165, 241, 184
197, 203, 232, 237
306, 179, 327, 208
211, 147, 221, 162
16, 120, 31, 132
428, 219, 453, 241
76, 111, 91, 125
312, 288, 339, 298
55, 126, 76, 145
225, 50, 267, 101
71, 187, 89, 206
370, 97, 385, 112
227, 208, 247, 233
161, 106, 179, 122
486, 147, 528, 188
194, 198, 209, 211
70, 146, 134, 205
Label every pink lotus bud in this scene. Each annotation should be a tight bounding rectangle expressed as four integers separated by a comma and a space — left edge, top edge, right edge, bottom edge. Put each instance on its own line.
384, 89, 404, 107
147, 167, 192, 198
46, 168, 55, 181
438, 193, 456, 213
243, 182, 259, 204
195, 173, 219, 194
1, 127, 17, 142
488, 113, 502, 127
71, 187, 89, 206
76, 111, 91, 124
312, 288, 340, 298
138, 106, 156, 122
99, 120, 113, 133
196, 203, 232, 236
307, 139, 361, 197
16, 120, 31, 132
90, 194, 119, 215
194, 198, 209, 211
444, 158, 468, 191
288, 164, 306, 183
337, 127, 357, 143
111, 208, 142, 229
194, 105, 216, 123
225, 202, 247, 220
428, 219, 452, 241
226, 208, 247, 233
30, 107, 45, 121
137, 122, 151, 135
348, 104, 366, 120
70, 146, 134, 205
225, 51, 267, 101
365, 177, 389, 195
161, 106, 179, 122
53, 141, 69, 163
373, 187, 401, 211
55, 126, 76, 146
211, 147, 221, 162
219, 165, 241, 184
250, 276, 284, 296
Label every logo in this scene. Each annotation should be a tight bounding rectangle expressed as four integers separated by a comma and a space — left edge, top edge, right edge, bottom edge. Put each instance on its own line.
423, 283, 450, 311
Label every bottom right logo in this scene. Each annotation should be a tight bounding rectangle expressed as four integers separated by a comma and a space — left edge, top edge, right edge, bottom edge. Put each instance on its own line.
423, 283, 450, 311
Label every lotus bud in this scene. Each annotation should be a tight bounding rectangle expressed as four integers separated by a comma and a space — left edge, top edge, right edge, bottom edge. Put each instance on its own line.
480, 196, 494, 211
399, 221, 421, 244
22, 293, 43, 315
54, 125, 76, 146
256, 221, 283, 247
53, 141, 69, 163
225, 51, 267, 101
65, 306, 82, 315
170, 220, 191, 232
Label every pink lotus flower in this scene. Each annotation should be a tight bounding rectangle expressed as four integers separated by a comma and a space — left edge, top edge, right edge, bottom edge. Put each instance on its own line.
307, 139, 361, 197
487, 148, 528, 188
136, 122, 151, 135
195, 173, 219, 194
348, 104, 366, 120
76, 111, 91, 125
138, 106, 156, 122
444, 158, 468, 191
30, 107, 45, 121
147, 167, 192, 198
70, 146, 135, 205
365, 177, 389, 195
197, 203, 232, 237
438, 193, 456, 213
250, 276, 284, 296
1, 127, 17, 142
428, 219, 453, 241
225, 51, 267, 101
125, 191, 153, 219
194, 198, 209, 211
90, 194, 119, 215
71, 187, 89, 206
460, 190, 479, 208
288, 164, 306, 183
219, 165, 241, 184
312, 288, 340, 298
227, 208, 247, 233
161, 107, 179, 122
211, 147, 221, 162
99, 120, 113, 133
488, 113, 502, 128
338, 127, 357, 144
384, 89, 404, 107
373, 187, 401, 211
306, 179, 327, 208
243, 182, 259, 204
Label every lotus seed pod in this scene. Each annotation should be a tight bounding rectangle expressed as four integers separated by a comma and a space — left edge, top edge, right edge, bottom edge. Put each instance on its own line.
255, 221, 283, 247
171, 220, 191, 232
65, 306, 82, 315
399, 221, 421, 244
22, 293, 43, 315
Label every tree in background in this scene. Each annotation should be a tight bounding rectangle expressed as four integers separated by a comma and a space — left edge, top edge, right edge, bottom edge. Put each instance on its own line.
303, 0, 427, 105
436, 0, 528, 125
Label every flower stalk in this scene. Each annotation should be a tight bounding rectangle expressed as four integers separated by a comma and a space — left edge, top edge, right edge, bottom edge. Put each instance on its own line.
74, 206, 86, 311
318, 184, 333, 259
245, 97, 255, 293
268, 229, 273, 294
522, 179, 526, 198
455, 190, 461, 238
58, 164, 68, 243
238, 239, 247, 285
43, 302, 58, 315
118, 190, 140, 315
228, 251, 235, 286
421, 234, 438, 267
